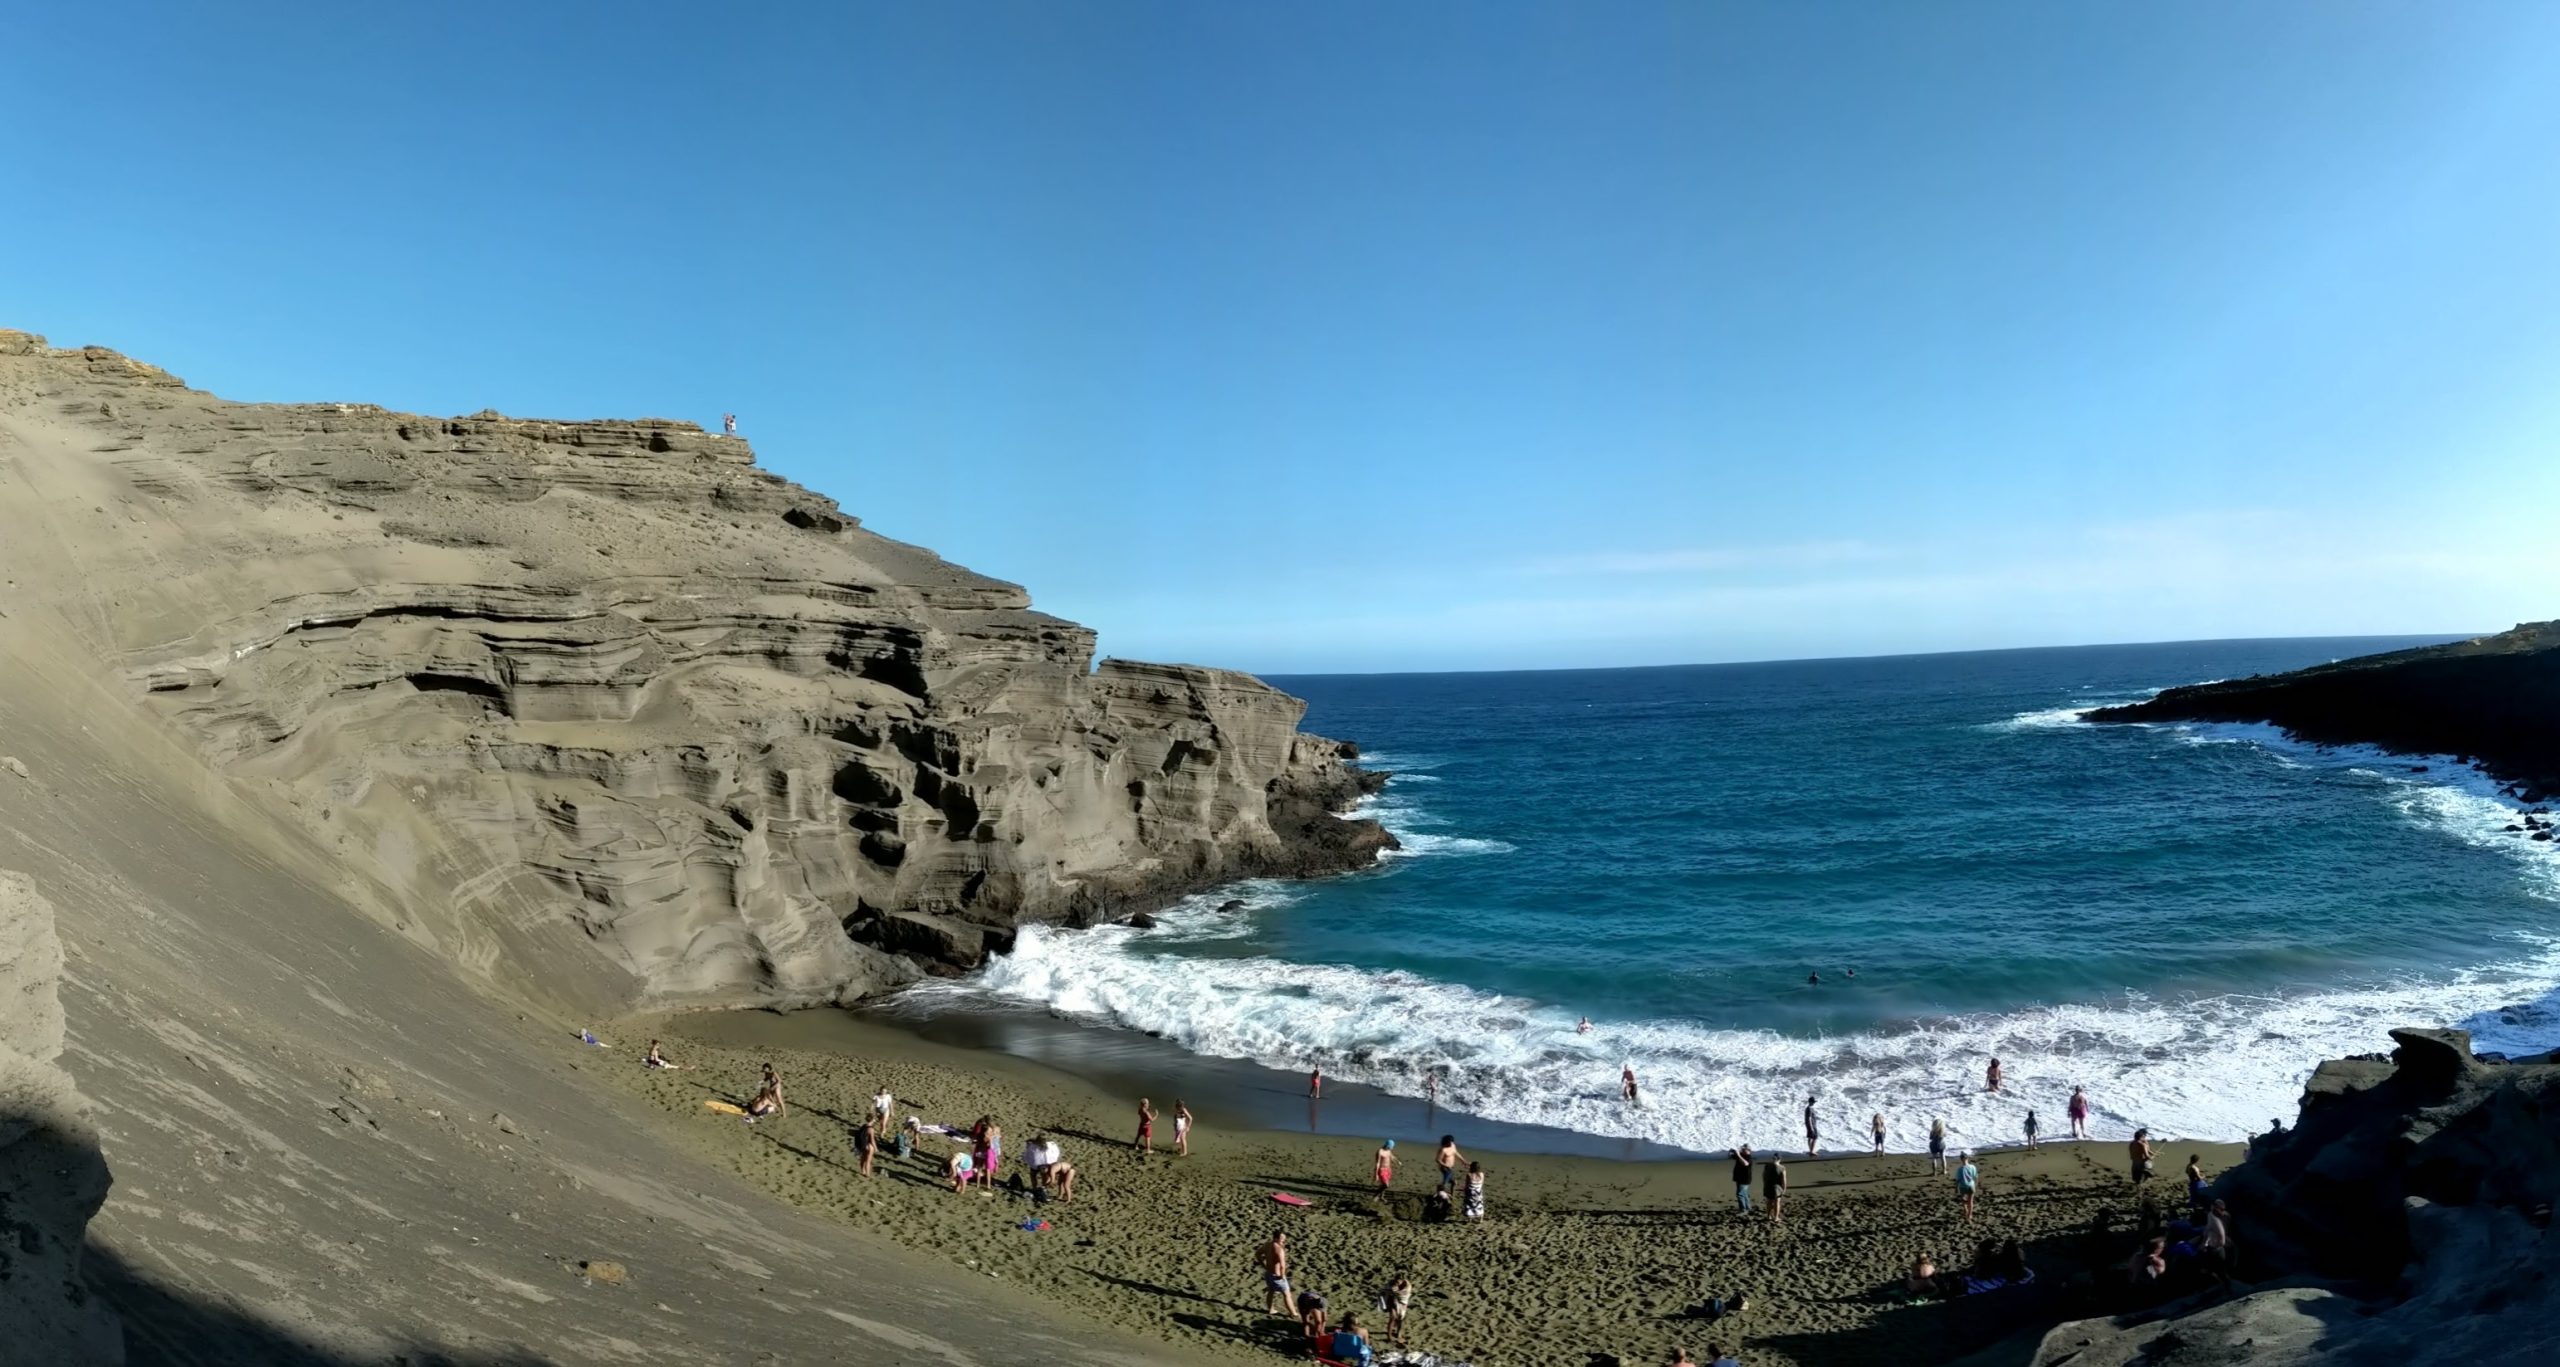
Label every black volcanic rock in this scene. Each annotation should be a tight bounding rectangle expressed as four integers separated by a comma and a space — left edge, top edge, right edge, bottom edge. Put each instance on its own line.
2087, 621, 2560, 794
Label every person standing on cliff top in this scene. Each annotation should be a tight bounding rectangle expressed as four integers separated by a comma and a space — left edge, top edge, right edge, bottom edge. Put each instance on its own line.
1133, 1098, 1156, 1155
721, 412, 737, 436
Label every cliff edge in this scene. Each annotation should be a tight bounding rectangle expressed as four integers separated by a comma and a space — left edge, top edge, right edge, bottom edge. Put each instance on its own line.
2088, 622, 2560, 802
0, 329, 1389, 1017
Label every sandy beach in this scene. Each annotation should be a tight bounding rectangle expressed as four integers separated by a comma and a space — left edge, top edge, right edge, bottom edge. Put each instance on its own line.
602, 1010, 2247, 1367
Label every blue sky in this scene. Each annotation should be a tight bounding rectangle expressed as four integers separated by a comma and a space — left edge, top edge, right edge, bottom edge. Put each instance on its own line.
6, 3, 2557, 673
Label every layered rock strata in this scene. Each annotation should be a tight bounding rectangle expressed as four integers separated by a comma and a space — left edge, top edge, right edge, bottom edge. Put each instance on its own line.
0, 329, 1388, 1015
2089, 621, 2560, 801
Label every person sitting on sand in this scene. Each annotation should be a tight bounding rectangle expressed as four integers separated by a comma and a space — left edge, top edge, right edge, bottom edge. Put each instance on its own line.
854, 1119, 878, 1177
1928, 1117, 1948, 1175
1374, 1139, 1396, 1193
1731, 1145, 1755, 1215
1907, 1252, 1939, 1296
643, 1039, 681, 1070
1326, 1311, 1374, 1366
2023, 1107, 2040, 1150
2185, 1153, 2208, 1207
1956, 1151, 1980, 1220
2069, 1085, 2091, 1140
1763, 1155, 1788, 1224
1296, 1287, 1328, 1344
1437, 1135, 1464, 1195
1133, 1097, 1155, 1155
1623, 1063, 1641, 1104
2130, 1128, 2155, 1185
1710, 1344, 1743, 1367
743, 1069, 784, 1123
1258, 1231, 1292, 1316
1871, 1111, 1887, 1154
1986, 1056, 2003, 1093
1174, 1100, 1194, 1156
945, 1145, 974, 1194
1803, 1094, 1820, 1155
1463, 1161, 1486, 1220
1385, 1274, 1413, 1344
894, 1116, 917, 1161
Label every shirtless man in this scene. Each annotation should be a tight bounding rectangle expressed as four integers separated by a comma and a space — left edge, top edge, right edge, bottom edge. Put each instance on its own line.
1257, 1231, 1292, 1316
2068, 1085, 2091, 1139
1133, 1098, 1156, 1155
1435, 1134, 1464, 1195
2130, 1128, 2156, 1185
1373, 1139, 1396, 1193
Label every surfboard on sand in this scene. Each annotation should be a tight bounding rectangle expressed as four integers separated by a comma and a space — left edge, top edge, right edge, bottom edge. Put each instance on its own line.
1270, 1192, 1311, 1206
704, 1100, 747, 1116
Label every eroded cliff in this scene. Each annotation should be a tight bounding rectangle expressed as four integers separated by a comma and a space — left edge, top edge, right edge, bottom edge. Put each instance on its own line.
0, 329, 1387, 1016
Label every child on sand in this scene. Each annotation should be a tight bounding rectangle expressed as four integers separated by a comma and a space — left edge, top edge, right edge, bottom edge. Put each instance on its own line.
1174, 1100, 1193, 1156
1463, 1161, 1486, 1219
1872, 1111, 1886, 1154
1310, 1067, 1323, 1099
1385, 1274, 1413, 1344
1133, 1098, 1155, 1155
946, 1146, 974, 1193
2024, 1108, 2040, 1150
1956, 1152, 1979, 1221
1374, 1139, 1396, 1193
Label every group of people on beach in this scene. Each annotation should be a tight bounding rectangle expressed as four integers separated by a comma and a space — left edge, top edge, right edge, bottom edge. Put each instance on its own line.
1257, 1230, 1415, 1364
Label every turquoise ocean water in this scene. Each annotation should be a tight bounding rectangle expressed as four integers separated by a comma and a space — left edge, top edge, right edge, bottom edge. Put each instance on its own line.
900, 637, 2560, 1153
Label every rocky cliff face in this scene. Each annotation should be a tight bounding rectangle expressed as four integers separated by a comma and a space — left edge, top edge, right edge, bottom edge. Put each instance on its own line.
2088, 621, 2560, 803
0, 872, 125, 1365
2025, 1026, 2560, 1367
0, 329, 1388, 1015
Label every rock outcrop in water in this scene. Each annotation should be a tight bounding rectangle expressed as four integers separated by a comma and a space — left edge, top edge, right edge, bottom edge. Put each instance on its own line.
0, 329, 1388, 1015
2025, 1025, 2560, 1367
0, 873, 124, 1364
2087, 622, 2560, 802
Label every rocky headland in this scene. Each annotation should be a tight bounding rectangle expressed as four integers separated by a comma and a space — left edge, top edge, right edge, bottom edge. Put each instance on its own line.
2088, 621, 2560, 805
0, 328, 1388, 1018
2023, 1025, 2560, 1367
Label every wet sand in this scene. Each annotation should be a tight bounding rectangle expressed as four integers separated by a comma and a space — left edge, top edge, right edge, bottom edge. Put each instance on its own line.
603, 1010, 2246, 1367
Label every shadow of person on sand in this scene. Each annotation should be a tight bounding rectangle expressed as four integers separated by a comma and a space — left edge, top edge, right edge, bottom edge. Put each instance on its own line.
1075, 1267, 1245, 1312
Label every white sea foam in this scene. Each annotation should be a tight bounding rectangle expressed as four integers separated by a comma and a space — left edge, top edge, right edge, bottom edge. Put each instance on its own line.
914, 891, 2560, 1154
916, 710, 2560, 1154
1982, 704, 2105, 733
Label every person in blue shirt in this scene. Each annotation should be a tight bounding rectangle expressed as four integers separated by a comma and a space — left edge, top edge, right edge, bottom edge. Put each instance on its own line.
1325, 1312, 1374, 1365
1956, 1152, 1981, 1221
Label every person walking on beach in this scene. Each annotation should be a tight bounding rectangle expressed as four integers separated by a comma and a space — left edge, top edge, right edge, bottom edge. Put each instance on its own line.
1623, 1063, 1641, 1104
1436, 1135, 1464, 1195
1134, 1098, 1156, 1156
1803, 1095, 1820, 1156
1463, 1161, 1486, 1220
1373, 1139, 1397, 1193
1258, 1232, 1293, 1316
1986, 1057, 2004, 1093
1730, 1145, 1755, 1215
1763, 1155, 1789, 1224
1871, 1111, 1887, 1155
2023, 1108, 2040, 1150
2130, 1128, 2155, 1185
1929, 1117, 1949, 1175
1310, 1067, 1323, 1100
2068, 1085, 2091, 1140
1955, 1151, 1980, 1221
1174, 1100, 1194, 1156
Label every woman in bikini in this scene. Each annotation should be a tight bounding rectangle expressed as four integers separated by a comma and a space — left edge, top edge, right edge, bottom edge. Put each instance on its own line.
1174, 1100, 1193, 1156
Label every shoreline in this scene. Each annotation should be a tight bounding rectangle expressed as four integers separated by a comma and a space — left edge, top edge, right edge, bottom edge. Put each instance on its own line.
599, 1005, 2247, 1367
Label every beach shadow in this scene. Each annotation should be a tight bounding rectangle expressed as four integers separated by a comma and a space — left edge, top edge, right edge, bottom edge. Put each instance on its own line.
1168, 1310, 1300, 1354
89, 1242, 548, 1367
1243, 1173, 1376, 1199
1074, 1267, 1242, 1312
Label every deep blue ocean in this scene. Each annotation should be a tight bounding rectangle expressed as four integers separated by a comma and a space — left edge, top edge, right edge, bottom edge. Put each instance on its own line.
908, 637, 2560, 1153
